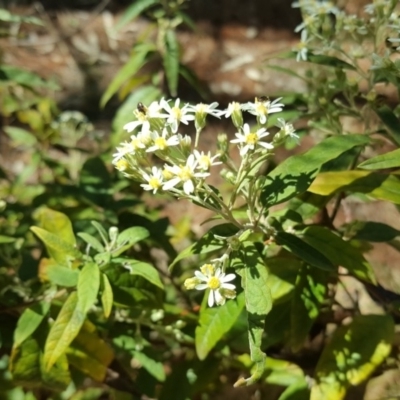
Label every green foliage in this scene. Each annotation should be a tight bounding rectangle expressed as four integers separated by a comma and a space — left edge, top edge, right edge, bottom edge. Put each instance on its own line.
2, 1, 400, 399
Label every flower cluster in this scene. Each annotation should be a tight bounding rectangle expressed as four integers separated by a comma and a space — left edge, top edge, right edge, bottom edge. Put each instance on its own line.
113, 97, 296, 306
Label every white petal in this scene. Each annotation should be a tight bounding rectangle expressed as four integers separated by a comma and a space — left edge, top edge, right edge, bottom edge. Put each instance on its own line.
221, 283, 236, 290
222, 273, 236, 282
163, 178, 181, 191
183, 179, 195, 194
195, 284, 208, 290
208, 290, 215, 307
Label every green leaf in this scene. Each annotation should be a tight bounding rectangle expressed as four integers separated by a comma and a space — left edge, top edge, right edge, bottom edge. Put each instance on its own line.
100, 43, 155, 107
14, 302, 50, 347
30, 227, 81, 266
132, 351, 166, 382
309, 171, 400, 204
112, 226, 150, 256
374, 105, 400, 146
42, 260, 79, 287
301, 226, 376, 283
0, 235, 16, 244
77, 232, 105, 253
234, 242, 272, 386
0, 65, 57, 89
4, 126, 37, 147
122, 259, 164, 289
114, 0, 159, 30
33, 208, 76, 247
10, 337, 70, 391
43, 292, 86, 370
264, 357, 305, 387
101, 273, 113, 318
195, 292, 245, 360
350, 221, 400, 242
169, 223, 238, 270
275, 231, 335, 271
77, 263, 100, 313
163, 29, 179, 97
306, 53, 356, 70
290, 265, 330, 352
358, 148, 400, 170
312, 315, 394, 400
261, 135, 370, 207
67, 322, 114, 382
278, 381, 310, 400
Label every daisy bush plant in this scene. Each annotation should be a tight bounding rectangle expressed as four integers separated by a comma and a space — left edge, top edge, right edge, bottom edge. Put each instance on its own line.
111, 87, 388, 392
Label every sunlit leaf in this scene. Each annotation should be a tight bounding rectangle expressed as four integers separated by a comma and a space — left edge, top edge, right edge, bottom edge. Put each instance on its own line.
43, 292, 86, 370
77, 232, 105, 253
38, 258, 79, 287
120, 259, 163, 289
358, 148, 400, 170
309, 171, 400, 204
261, 134, 370, 207
311, 315, 394, 400
33, 208, 76, 247
77, 262, 100, 313
101, 273, 113, 318
13, 302, 50, 347
31, 227, 81, 266
195, 292, 245, 360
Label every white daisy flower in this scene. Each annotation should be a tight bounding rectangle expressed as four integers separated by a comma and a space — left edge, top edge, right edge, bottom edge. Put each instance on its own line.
231, 123, 274, 156
140, 167, 164, 194
123, 100, 164, 133
193, 266, 236, 307
188, 102, 222, 118
276, 118, 298, 140
112, 141, 134, 163
163, 154, 209, 195
146, 129, 180, 153
223, 102, 242, 118
242, 97, 284, 124
160, 98, 195, 133
193, 150, 222, 171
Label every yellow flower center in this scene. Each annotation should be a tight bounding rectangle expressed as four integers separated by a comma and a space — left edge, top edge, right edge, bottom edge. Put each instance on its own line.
199, 155, 211, 169
154, 137, 167, 150
172, 107, 182, 121
178, 166, 192, 181
245, 132, 258, 145
116, 159, 128, 171
208, 276, 221, 290
149, 177, 161, 190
